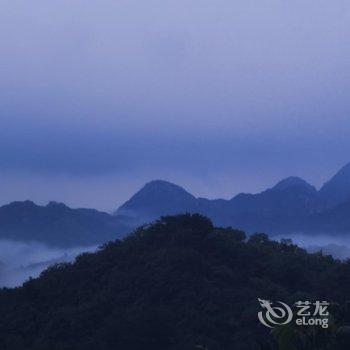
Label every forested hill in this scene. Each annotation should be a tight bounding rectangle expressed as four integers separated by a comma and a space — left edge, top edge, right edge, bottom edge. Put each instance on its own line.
1, 214, 350, 349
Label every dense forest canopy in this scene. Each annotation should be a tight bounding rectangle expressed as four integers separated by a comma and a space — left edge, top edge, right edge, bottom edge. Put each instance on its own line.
1, 214, 350, 349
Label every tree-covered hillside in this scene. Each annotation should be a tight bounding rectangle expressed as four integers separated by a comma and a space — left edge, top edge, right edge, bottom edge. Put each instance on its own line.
1, 214, 350, 349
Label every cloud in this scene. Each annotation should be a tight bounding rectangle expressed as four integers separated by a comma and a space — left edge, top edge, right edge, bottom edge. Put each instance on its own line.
1, 0, 350, 209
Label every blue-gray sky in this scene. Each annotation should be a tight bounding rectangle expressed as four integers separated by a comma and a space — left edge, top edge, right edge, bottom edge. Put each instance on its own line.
1, 0, 350, 211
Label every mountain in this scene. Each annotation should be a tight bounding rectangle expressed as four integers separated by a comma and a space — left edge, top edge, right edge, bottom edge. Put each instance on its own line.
319, 162, 350, 207
0, 201, 131, 247
3, 162, 350, 247
1, 214, 350, 349
113, 164, 350, 235
225, 176, 321, 233
306, 198, 350, 234
270, 176, 316, 192
114, 177, 322, 234
231, 176, 318, 214
115, 180, 198, 224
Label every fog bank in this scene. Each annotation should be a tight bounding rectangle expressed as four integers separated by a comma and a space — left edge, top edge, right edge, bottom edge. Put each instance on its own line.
0, 240, 97, 288
276, 233, 350, 260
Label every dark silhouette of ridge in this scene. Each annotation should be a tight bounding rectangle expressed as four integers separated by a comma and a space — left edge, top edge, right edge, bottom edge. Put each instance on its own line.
115, 180, 197, 224
0, 201, 131, 247
114, 163, 350, 236
2, 162, 350, 246
1, 214, 350, 349
114, 177, 321, 233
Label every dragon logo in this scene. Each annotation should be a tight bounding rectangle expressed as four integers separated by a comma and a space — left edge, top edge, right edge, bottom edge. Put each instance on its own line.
258, 298, 293, 328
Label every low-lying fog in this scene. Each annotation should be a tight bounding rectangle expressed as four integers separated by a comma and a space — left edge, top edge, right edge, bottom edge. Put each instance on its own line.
275, 233, 350, 261
0, 240, 97, 288
1, 234, 350, 288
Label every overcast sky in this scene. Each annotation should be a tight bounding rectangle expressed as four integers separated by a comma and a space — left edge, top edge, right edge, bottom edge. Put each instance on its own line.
1, 0, 350, 211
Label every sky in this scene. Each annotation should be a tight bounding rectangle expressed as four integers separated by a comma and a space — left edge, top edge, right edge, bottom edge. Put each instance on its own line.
1, 0, 350, 212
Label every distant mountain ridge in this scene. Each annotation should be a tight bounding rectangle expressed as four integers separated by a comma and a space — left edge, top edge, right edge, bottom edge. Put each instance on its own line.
115, 162, 350, 235
2, 162, 350, 247
0, 201, 132, 247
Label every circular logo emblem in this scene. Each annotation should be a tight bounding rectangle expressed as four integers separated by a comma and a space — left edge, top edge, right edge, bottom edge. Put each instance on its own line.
258, 298, 293, 328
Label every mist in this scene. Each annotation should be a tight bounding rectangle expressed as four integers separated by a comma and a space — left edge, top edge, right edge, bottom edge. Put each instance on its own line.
276, 233, 350, 260
0, 240, 97, 288
2, 233, 349, 290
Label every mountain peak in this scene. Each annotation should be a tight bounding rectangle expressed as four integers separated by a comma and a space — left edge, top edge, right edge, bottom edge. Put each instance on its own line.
127, 180, 195, 199
272, 177, 316, 193
329, 162, 350, 180
115, 180, 196, 220
143, 179, 188, 191
46, 201, 69, 209
320, 162, 350, 206
3, 200, 37, 210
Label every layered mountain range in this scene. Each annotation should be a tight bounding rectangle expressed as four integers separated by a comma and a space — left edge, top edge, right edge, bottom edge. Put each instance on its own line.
1, 162, 350, 247
116, 162, 350, 236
